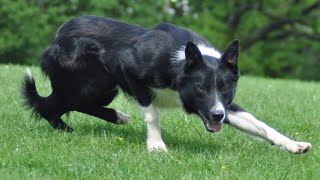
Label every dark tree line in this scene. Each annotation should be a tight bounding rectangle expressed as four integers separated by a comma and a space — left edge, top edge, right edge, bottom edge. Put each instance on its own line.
1, 0, 319, 80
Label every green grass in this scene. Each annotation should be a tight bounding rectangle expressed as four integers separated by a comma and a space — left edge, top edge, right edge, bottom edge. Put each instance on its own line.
0, 64, 319, 179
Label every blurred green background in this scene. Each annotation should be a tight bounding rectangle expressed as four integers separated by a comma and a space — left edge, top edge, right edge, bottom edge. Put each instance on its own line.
1, 0, 319, 80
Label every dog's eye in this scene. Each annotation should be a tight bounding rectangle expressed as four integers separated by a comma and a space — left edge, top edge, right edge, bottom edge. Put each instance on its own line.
195, 84, 206, 94
222, 86, 229, 94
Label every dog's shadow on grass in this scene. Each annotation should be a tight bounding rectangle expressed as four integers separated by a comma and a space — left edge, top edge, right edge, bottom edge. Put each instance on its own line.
71, 121, 223, 154
163, 131, 223, 154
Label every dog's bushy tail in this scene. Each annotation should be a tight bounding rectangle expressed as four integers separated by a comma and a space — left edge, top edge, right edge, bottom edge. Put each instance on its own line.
21, 68, 48, 118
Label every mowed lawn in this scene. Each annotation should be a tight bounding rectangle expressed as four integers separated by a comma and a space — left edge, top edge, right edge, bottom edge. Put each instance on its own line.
0, 64, 319, 179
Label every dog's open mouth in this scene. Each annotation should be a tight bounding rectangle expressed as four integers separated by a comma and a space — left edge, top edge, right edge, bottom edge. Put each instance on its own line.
199, 112, 222, 133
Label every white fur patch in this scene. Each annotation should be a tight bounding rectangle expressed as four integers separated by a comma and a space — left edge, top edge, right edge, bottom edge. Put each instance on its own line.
210, 101, 225, 122
141, 104, 167, 152
116, 110, 131, 124
227, 111, 311, 153
26, 68, 33, 80
197, 44, 222, 59
172, 44, 221, 61
210, 76, 226, 122
171, 46, 186, 61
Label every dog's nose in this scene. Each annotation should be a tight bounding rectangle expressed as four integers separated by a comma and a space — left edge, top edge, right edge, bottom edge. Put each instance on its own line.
211, 110, 225, 121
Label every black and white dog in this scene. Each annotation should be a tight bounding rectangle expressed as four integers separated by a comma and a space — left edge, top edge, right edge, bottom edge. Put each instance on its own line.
22, 16, 311, 153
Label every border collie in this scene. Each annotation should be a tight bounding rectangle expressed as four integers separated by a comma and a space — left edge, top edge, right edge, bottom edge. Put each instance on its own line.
21, 16, 311, 153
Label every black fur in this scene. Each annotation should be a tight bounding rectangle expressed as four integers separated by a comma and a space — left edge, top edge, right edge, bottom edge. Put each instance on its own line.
21, 72, 41, 118
21, 16, 240, 132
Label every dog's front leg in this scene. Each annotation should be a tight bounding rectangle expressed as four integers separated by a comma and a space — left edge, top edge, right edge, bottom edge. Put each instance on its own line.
141, 104, 167, 152
122, 71, 167, 152
226, 104, 311, 154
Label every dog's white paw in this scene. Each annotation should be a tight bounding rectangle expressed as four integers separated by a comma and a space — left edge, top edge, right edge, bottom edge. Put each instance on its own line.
282, 141, 311, 154
147, 140, 168, 152
116, 110, 131, 124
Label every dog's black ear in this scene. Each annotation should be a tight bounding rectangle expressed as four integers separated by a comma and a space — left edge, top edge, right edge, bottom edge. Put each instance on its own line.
221, 40, 239, 69
185, 41, 203, 69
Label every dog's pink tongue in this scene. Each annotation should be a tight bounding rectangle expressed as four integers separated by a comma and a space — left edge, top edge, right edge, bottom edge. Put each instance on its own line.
208, 122, 222, 132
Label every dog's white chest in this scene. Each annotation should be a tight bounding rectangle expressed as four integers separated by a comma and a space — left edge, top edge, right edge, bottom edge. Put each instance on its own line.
153, 88, 181, 108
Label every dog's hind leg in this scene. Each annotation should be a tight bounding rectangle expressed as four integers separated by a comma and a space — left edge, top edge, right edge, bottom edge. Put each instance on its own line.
226, 103, 311, 154
46, 115, 74, 132
76, 106, 130, 124
21, 69, 73, 132
75, 86, 130, 124
42, 100, 74, 132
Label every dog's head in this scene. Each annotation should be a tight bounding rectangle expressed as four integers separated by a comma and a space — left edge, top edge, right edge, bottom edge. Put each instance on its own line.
178, 40, 239, 132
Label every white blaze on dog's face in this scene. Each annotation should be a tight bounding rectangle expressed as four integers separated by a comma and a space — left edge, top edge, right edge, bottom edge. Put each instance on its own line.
177, 41, 240, 133
208, 90, 226, 131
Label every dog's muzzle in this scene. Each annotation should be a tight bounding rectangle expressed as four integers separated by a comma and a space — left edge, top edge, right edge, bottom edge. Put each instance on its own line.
199, 111, 224, 133
211, 109, 225, 122
201, 106, 225, 133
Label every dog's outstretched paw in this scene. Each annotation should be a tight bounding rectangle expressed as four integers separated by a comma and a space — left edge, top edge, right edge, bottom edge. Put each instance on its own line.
292, 141, 312, 154
147, 140, 168, 152
116, 110, 131, 124
283, 141, 311, 154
